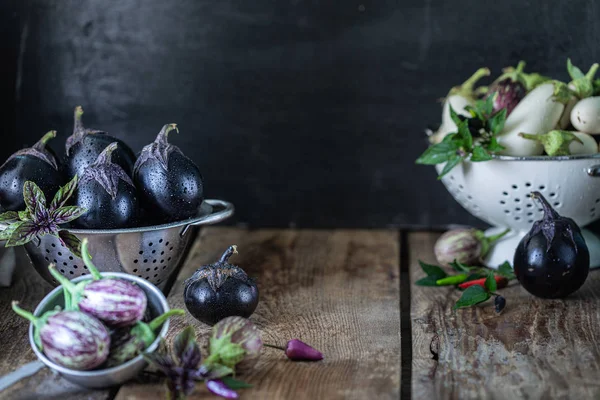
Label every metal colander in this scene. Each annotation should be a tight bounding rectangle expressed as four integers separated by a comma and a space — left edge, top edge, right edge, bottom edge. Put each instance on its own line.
435, 154, 600, 268
22, 199, 234, 290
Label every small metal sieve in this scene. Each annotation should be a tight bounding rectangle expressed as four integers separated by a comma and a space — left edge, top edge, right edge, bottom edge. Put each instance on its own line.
22, 199, 234, 290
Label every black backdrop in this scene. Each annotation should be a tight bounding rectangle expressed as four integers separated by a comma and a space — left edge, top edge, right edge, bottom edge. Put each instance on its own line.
1, 0, 599, 228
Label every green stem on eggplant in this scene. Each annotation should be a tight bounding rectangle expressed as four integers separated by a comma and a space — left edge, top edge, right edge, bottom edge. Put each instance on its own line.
81, 238, 102, 280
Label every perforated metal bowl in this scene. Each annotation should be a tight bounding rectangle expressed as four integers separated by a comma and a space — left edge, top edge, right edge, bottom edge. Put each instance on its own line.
22, 199, 234, 290
435, 155, 600, 268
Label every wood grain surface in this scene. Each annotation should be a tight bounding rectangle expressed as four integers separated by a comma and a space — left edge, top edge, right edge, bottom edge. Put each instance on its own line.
116, 227, 401, 399
409, 231, 600, 400
0, 247, 112, 400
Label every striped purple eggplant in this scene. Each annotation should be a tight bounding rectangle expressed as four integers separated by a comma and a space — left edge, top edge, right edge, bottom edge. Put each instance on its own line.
79, 278, 148, 328
12, 302, 110, 371
204, 316, 262, 371
434, 229, 482, 266
49, 238, 148, 328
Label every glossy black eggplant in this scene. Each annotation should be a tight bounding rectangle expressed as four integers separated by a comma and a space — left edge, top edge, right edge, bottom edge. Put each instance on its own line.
73, 143, 139, 229
513, 191, 589, 298
184, 246, 258, 325
64, 106, 136, 180
0, 131, 63, 211
134, 124, 204, 223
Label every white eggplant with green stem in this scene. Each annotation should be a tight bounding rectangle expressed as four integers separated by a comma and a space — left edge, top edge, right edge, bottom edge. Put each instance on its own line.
429, 68, 490, 144
571, 97, 600, 134
558, 59, 599, 129
497, 82, 571, 156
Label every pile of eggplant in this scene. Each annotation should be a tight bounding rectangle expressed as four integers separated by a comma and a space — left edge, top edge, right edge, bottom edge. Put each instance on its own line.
0, 106, 204, 229
12, 239, 184, 371
428, 59, 600, 158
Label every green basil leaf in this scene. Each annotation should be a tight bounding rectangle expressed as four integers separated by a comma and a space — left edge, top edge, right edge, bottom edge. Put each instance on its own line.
457, 120, 473, 150
448, 104, 463, 126
488, 108, 507, 135
415, 276, 442, 286
497, 261, 516, 280
221, 376, 253, 389
471, 146, 493, 162
485, 272, 497, 292
437, 154, 462, 179
486, 137, 505, 152
453, 285, 491, 309
418, 260, 447, 279
416, 141, 458, 165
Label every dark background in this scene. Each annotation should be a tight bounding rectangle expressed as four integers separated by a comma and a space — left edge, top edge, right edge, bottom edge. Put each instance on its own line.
1, 0, 599, 229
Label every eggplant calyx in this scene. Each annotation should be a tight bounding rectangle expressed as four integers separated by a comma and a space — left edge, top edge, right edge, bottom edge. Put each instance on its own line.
567, 59, 600, 99
447, 67, 490, 100
130, 309, 185, 348
493, 60, 527, 85
80, 142, 135, 199
2, 130, 59, 170
551, 80, 575, 105
528, 191, 578, 253
133, 123, 183, 174
65, 106, 108, 156
519, 130, 583, 156
188, 264, 251, 292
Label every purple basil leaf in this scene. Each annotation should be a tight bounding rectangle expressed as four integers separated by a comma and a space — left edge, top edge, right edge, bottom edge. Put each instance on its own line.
49, 175, 79, 211
58, 230, 82, 258
0, 211, 19, 224
173, 326, 202, 369
143, 352, 176, 376
51, 206, 87, 225
6, 221, 39, 247
22, 181, 47, 218
206, 380, 239, 399
0, 222, 23, 241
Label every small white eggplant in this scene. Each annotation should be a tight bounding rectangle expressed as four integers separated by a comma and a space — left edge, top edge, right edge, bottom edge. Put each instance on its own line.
570, 97, 600, 134
497, 82, 569, 156
569, 131, 599, 154
429, 68, 490, 144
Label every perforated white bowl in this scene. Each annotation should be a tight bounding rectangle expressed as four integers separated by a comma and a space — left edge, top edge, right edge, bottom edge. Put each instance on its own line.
436, 154, 600, 268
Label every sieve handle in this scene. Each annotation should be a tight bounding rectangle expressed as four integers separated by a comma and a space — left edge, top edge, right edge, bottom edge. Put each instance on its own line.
588, 165, 600, 177
180, 199, 235, 236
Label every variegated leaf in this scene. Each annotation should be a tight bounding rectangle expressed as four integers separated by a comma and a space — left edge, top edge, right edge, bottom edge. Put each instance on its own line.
58, 230, 82, 258
18, 210, 31, 221
0, 211, 19, 224
6, 221, 39, 247
52, 206, 87, 225
0, 222, 23, 241
49, 175, 79, 211
22, 181, 48, 221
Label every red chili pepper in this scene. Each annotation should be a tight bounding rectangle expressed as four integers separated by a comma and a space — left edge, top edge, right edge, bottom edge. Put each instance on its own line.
458, 275, 508, 290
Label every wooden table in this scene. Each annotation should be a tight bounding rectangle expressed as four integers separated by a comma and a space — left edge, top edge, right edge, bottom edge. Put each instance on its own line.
0, 228, 599, 399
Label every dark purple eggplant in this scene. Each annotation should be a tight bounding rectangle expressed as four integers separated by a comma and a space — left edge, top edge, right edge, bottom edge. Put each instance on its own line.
183, 246, 258, 325
64, 106, 136, 180
0, 131, 64, 211
74, 143, 139, 229
12, 301, 110, 370
133, 124, 204, 223
106, 309, 185, 367
486, 61, 528, 116
514, 192, 590, 298
49, 238, 147, 327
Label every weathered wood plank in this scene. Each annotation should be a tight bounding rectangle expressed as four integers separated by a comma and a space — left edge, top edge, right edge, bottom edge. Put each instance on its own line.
409, 231, 600, 400
0, 248, 111, 400
117, 227, 401, 400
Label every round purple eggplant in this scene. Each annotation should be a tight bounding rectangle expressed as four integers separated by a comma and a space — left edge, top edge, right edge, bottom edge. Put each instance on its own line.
184, 246, 258, 325
74, 142, 139, 229
485, 61, 528, 116
133, 124, 204, 223
106, 309, 185, 367
12, 301, 110, 371
0, 130, 64, 211
49, 239, 148, 327
64, 106, 136, 180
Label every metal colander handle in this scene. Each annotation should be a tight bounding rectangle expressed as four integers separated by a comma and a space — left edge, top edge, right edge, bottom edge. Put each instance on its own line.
179, 199, 235, 236
587, 165, 600, 177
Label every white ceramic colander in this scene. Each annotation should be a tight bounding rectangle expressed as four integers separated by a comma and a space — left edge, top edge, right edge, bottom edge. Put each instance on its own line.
436, 154, 600, 269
